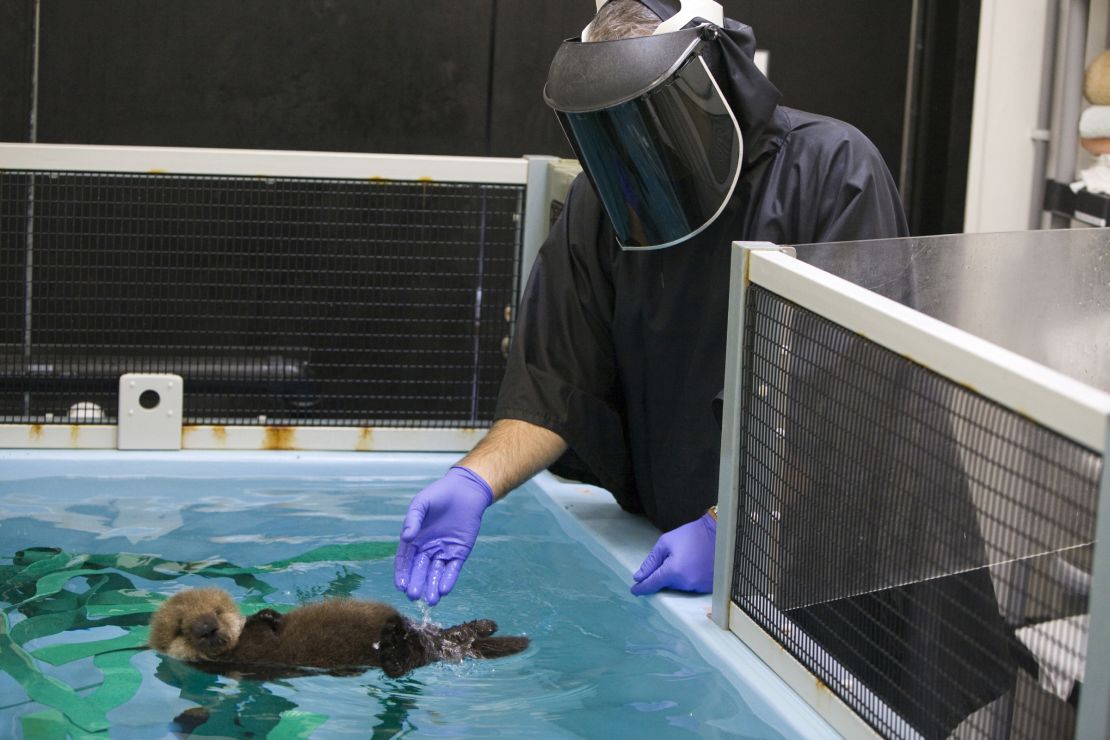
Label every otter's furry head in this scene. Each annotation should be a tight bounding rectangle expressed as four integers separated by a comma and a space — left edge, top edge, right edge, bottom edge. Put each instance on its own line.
148, 587, 247, 661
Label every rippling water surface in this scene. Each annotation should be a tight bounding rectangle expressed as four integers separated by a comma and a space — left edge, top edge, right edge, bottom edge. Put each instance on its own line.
0, 463, 785, 738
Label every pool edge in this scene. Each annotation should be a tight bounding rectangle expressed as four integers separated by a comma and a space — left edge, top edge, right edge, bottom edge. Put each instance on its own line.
526, 470, 842, 740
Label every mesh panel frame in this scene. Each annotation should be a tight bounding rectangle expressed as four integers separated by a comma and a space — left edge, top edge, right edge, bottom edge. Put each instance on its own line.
731, 285, 1101, 739
0, 170, 523, 426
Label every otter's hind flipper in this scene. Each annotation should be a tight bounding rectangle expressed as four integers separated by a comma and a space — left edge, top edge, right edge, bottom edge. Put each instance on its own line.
443, 619, 529, 660
471, 635, 530, 659
443, 619, 497, 641
380, 617, 529, 676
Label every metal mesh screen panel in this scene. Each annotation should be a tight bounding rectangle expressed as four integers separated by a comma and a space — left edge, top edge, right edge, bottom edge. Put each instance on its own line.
731, 285, 1102, 739
0, 170, 522, 426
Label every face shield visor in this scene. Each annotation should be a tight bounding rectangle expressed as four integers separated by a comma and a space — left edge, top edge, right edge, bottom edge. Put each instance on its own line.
544, 26, 742, 250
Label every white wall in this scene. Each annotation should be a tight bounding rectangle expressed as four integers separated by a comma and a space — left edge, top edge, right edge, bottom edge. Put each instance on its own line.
964, 0, 1055, 233
965, 0, 1110, 233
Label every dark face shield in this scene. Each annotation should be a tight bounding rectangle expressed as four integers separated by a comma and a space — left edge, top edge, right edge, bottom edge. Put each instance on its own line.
545, 27, 742, 250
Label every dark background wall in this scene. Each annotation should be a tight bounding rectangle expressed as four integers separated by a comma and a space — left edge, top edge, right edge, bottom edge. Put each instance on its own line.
902, 0, 982, 235
727, 1, 912, 186
0, 1, 34, 143
1, 0, 975, 234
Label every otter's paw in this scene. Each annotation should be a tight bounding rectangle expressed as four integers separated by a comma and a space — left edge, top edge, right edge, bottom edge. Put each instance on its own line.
171, 706, 211, 734
246, 608, 284, 632
380, 616, 431, 678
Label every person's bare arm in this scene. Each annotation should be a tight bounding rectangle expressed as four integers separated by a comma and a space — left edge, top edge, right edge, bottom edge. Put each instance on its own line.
458, 419, 568, 499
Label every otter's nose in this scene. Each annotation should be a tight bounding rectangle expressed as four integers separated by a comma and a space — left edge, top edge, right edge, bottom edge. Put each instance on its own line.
191, 617, 220, 642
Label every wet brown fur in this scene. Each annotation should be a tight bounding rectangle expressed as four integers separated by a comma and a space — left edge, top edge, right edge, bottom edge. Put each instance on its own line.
148, 587, 529, 679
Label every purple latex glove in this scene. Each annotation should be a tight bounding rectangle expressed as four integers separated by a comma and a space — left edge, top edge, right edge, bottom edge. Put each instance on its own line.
393, 466, 493, 605
630, 512, 716, 595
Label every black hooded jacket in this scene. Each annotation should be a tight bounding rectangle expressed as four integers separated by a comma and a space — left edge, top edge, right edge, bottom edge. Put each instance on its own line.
495, 17, 908, 532
496, 11, 1015, 737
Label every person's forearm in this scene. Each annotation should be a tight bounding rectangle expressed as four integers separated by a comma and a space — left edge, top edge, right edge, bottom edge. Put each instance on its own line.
458, 419, 568, 499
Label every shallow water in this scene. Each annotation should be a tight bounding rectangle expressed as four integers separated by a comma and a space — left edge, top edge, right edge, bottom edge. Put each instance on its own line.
0, 465, 787, 738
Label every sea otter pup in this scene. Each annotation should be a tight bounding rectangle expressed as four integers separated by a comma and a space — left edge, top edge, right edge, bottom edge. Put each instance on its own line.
148, 587, 529, 679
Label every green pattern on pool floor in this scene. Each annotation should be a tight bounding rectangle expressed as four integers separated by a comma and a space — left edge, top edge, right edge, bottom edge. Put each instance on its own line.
1, 542, 394, 737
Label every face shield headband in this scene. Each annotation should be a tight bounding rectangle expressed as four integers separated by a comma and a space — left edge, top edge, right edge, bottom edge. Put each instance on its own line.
544, 25, 743, 250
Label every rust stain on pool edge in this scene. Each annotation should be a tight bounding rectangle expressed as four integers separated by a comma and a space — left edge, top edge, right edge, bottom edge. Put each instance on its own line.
28, 424, 43, 440
356, 428, 374, 451
263, 427, 296, 450
183, 426, 229, 446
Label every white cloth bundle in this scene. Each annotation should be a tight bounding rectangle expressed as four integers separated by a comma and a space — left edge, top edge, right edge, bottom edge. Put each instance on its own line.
1079, 105, 1110, 138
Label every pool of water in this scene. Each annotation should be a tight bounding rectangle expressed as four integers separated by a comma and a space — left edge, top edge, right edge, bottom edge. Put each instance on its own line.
0, 450, 825, 738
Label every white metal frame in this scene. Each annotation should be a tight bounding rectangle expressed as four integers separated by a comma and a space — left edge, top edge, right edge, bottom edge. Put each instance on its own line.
713, 242, 881, 738
0, 424, 485, 452
1077, 414, 1110, 739
744, 248, 1110, 451
0, 143, 565, 453
713, 241, 1110, 739
0, 142, 530, 184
